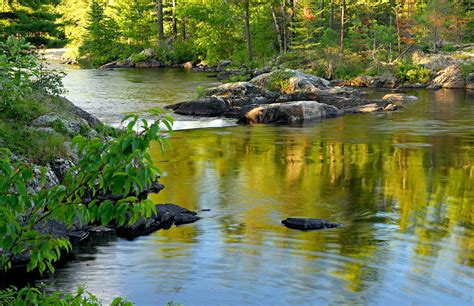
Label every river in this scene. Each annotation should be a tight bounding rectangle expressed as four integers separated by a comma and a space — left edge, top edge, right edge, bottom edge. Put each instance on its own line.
45, 67, 473, 305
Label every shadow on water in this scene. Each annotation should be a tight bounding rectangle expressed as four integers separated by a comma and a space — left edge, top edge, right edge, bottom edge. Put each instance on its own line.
33, 69, 474, 306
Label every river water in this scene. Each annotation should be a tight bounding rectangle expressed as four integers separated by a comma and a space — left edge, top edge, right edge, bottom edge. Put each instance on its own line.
46, 67, 473, 305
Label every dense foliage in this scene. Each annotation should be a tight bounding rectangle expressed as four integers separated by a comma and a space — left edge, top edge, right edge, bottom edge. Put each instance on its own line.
2, 0, 472, 72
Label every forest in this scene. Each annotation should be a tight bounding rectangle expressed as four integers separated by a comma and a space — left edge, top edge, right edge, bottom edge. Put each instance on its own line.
1, 0, 473, 78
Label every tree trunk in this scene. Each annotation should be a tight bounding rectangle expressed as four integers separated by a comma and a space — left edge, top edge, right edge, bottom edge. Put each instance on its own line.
182, 17, 187, 41
394, 8, 401, 53
340, 0, 345, 53
172, 0, 178, 39
156, 0, 165, 43
244, 0, 253, 61
288, 0, 295, 49
281, 0, 288, 52
320, 0, 325, 27
271, 5, 284, 53
329, 0, 334, 29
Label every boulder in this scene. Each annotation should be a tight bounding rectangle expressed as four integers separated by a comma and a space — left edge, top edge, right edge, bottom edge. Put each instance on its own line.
239, 101, 341, 124
50, 158, 75, 182
281, 218, 341, 230
382, 93, 418, 103
169, 97, 229, 117
466, 73, 474, 90
60, 97, 102, 128
134, 59, 164, 68
27, 165, 60, 193
430, 65, 466, 89
183, 61, 194, 69
251, 69, 331, 93
32, 113, 87, 135
155, 204, 200, 226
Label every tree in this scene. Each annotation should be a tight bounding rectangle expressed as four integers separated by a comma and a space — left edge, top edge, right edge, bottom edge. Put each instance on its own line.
340, 0, 346, 53
79, 0, 119, 66
156, 0, 165, 43
0, 0, 65, 47
244, 0, 253, 61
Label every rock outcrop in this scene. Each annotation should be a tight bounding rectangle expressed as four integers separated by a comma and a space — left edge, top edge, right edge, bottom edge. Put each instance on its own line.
281, 218, 341, 230
429, 65, 466, 89
166, 69, 405, 124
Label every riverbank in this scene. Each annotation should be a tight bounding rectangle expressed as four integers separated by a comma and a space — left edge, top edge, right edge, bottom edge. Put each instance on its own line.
0, 90, 202, 281
89, 45, 474, 90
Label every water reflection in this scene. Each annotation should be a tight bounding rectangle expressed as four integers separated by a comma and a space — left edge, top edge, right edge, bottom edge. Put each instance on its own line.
44, 85, 473, 304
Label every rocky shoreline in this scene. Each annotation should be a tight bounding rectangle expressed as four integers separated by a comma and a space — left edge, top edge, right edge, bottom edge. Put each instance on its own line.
1, 99, 202, 276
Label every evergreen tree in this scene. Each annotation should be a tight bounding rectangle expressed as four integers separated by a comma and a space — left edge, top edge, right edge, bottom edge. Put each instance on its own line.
79, 0, 119, 66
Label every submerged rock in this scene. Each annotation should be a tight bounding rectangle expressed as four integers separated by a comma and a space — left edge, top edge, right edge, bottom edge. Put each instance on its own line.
382, 93, 418, 103
281, 218, 341, 230
239, 101, 341, 124
169, 96, 229, 117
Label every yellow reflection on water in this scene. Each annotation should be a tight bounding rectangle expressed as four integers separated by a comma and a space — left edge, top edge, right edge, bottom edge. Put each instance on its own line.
147, 113, 473, 294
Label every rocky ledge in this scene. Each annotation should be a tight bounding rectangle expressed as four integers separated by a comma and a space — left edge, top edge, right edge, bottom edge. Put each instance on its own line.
166, 69, 417, 124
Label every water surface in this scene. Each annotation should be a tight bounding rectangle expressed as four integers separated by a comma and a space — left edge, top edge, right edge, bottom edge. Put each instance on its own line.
47, 70, 474, 305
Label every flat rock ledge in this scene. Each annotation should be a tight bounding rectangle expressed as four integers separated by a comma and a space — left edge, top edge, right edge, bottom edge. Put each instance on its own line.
282, 218, 341, 230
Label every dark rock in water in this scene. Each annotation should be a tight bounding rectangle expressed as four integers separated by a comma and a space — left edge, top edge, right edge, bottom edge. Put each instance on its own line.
171, 97, 229, 117
155, 203, 200, 226
281, 218, 341, 230
116, 203, 200, 239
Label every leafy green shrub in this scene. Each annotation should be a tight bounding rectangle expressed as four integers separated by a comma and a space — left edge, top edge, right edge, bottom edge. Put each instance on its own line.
460, 62, 474, 78
0, 36, 66, 111
130, 52, 150, 64
0, 114, 172, 273
441, 44, 457, 52
0, 285, 132, 306
396, 61, 432, 84
267, 70, 296, 92
172, 41, 198, 64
